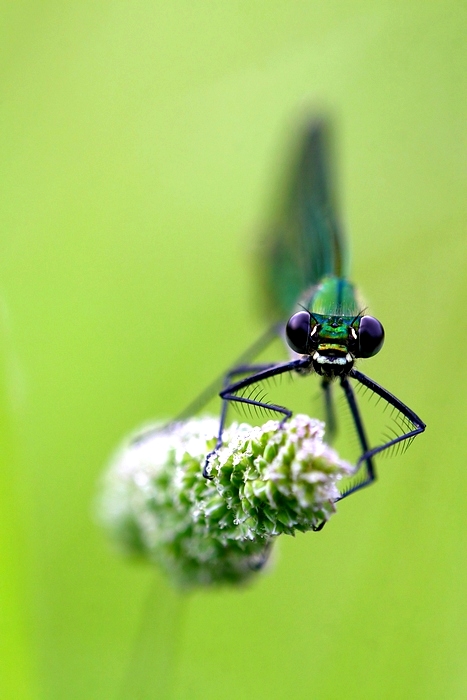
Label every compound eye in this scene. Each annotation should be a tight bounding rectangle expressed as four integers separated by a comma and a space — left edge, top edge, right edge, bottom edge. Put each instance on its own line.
357, 315, 385, 358
285, 311, 312, 354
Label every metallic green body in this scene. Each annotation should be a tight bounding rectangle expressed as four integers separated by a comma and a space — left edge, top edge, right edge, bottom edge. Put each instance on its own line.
304, 275, 360, 318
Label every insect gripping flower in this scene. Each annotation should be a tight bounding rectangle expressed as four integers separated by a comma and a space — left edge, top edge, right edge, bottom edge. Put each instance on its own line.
98, 415, 353, 588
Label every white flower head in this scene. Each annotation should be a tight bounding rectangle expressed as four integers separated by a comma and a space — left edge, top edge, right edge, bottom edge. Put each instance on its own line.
98, 415, 354, 588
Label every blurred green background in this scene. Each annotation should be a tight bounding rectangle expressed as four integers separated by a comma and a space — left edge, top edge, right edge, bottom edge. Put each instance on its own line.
1, 2, 466, 698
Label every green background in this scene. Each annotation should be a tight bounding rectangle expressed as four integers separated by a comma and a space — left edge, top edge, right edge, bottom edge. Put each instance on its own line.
1, 2, 466, 698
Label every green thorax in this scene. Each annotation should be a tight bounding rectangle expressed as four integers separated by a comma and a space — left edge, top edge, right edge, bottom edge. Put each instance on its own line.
302, 275, 361, 318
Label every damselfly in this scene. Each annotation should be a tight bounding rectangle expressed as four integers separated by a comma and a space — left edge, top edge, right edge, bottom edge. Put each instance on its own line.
141, 118, 425, 511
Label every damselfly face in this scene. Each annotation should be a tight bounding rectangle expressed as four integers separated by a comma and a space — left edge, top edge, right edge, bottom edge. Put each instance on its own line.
285, 309, 385, 378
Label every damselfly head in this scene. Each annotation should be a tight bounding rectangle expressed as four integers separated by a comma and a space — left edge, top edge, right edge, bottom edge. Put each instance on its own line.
285, 310, 384, 378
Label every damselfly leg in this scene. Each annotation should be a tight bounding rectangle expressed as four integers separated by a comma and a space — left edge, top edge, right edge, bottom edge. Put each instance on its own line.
203, 359, 425, 505
202, 356, 310, 478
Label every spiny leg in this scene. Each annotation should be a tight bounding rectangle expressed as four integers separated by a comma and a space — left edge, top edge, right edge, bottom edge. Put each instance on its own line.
321, 378, 337, 443
336, 375, 375, 501
337, 370, 426, 502
202, 357, 310, 478
349, 369, 426, 462
202, 361, 282, 477
174, 322, 282, 423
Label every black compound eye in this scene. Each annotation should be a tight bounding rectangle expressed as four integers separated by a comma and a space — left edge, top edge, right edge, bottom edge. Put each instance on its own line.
285, 311, 312, 354
357, 315, 385, 358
